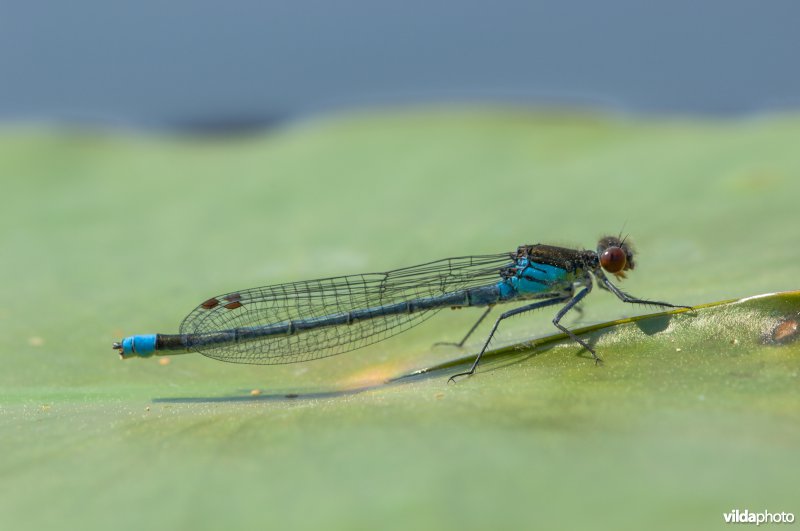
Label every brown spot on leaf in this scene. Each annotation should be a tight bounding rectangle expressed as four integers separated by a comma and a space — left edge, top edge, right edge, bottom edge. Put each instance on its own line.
771, 319, 798, 344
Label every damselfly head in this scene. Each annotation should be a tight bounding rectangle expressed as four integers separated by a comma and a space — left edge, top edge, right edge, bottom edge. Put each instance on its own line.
596, 236, 635, 279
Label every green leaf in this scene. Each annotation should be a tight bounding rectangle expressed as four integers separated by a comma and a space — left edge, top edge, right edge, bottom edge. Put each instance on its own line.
404, 291, 800, 384
1, 110, 799, 530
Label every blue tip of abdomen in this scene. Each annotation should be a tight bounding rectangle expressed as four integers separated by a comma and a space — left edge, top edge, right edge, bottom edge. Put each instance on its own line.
118, 334, 157, 358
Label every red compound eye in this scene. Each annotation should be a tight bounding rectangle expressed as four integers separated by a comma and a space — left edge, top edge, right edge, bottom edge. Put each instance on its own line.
600, 247, 627, 274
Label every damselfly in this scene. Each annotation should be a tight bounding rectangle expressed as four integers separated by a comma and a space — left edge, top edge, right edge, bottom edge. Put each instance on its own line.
113, 236, 688, 381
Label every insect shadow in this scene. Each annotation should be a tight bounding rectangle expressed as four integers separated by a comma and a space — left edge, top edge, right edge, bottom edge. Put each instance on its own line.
151, 310, 684, 403
151, 342, 557, 403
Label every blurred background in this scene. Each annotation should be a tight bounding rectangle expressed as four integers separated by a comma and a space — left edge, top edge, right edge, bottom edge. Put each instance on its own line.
3, 0, 799, 127
2, 2, 800, 531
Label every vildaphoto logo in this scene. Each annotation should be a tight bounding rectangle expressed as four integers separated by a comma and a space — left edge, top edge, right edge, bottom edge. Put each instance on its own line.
723, 509, 795, 525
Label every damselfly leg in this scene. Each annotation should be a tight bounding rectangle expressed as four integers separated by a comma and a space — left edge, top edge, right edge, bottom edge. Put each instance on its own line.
448, 294, 571, 383
550, 281, 599, 363
596, 271, 692, 310
433, 307, 493, 348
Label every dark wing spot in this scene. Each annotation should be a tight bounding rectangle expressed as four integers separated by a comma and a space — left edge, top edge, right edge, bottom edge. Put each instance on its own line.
225, 293, 242, 303
224, 301, 243, 310
201, 298, 220, 309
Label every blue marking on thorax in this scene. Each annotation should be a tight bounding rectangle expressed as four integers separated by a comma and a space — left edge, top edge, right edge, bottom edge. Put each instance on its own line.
497, 258, 569, 300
